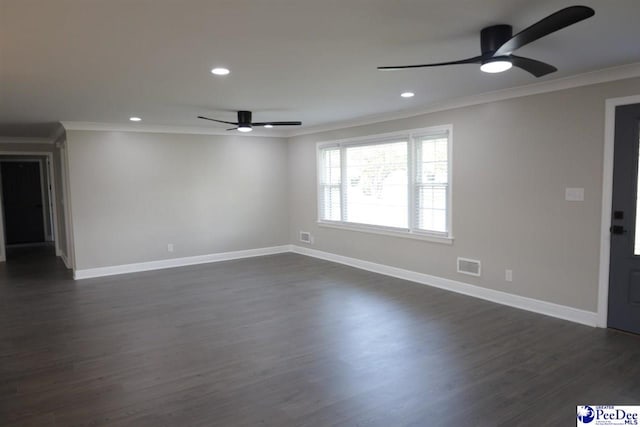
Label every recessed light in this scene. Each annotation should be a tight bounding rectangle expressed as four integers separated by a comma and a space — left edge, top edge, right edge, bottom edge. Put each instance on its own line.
237, 126, 253, 133
129, 117, 141, 122
480, 60, 512, 73
264, 124, 274, 128
211, 67, 230, 76
401, 92, 415, 98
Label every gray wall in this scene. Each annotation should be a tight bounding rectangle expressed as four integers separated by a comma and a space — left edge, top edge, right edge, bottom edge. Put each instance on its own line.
65, 130, 289, 270
288, 77, 640, 313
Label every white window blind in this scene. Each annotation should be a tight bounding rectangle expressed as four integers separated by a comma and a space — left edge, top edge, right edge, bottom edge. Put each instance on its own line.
319, 147, 341, 221
344, 141, 408, 228
318, 126, 451, 239
415, 134, 449, 233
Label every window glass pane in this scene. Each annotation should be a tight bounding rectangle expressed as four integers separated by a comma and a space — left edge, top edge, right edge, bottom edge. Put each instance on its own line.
420, 161, 448, 183
345, 141, 408, 228
322, 186, 341, 221
418, 186, 447, 210
418, 208, 447, 233
416, 135, 448, 233
320, 148, 341, 221
321, 148, 341, 185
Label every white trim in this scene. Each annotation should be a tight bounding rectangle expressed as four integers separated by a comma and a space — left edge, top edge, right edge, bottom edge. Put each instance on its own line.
59, 144, 75, 270
73, 245, 292, 280
60, 251, 71, 269
291, 245, 598, 327
287, 62, 640, 137
316, 125, 451, 147
35, 159, 51, 242
0, 137, 53, 145
597, 94, 640, 328
60, 122, 288, 138
51, 125, 65, 143
317, 221, 454, 244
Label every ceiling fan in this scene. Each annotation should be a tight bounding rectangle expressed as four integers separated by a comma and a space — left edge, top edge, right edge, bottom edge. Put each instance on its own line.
198, 110, 302, 132
378, 5, 595, 78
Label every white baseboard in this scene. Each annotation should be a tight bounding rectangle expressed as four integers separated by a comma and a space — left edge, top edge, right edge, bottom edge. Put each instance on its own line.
290, 245, 598, 327
73, 245, 292, 280
70, 242, 599, 327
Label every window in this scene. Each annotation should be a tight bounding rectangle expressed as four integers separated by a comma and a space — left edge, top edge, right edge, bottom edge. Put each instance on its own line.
318, 126, 452, 242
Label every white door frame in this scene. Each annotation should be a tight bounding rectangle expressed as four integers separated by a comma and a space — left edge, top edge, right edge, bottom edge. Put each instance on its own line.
597, 94, 640, 327
0, 151, 59, 262
58, 143, 75, 270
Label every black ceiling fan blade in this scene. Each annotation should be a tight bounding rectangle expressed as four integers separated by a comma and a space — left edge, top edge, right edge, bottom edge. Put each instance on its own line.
226, 127, 239, 131
509, 55, 557, 77
378, 55, 484, 70
197, 115, 237, 125
494, 6, 594, 56
252, 121, 302, 126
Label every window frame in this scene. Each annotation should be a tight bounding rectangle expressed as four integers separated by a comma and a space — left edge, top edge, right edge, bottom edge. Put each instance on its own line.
316, 125, 453, 245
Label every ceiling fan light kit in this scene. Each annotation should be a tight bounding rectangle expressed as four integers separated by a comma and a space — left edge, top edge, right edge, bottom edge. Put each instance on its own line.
480, 59, 512, 73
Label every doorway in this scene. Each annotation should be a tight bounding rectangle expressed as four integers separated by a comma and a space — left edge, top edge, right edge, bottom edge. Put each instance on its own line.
608, 102, 640, 334
0, 153, 59, 263
1, 160, 47, 244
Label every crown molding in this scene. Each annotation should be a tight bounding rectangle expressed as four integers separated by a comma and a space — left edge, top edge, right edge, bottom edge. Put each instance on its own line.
0, 136, 54, 145
286, 62, 640, 138
51, 124, 66, 142
60, 121, 288, 138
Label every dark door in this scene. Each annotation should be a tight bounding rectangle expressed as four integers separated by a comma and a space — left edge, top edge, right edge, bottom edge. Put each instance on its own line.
1, 161, 45, 245
609, 103, 640, 334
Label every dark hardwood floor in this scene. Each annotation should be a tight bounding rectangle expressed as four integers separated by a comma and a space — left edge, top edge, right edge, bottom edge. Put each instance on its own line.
1, 247, 639, 426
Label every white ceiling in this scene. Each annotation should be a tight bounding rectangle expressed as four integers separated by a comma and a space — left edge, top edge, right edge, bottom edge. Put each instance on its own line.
1, 0, 639, 138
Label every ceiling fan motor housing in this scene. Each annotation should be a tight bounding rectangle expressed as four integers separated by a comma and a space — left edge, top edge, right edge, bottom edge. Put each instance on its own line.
480, 25, 513, 55
238, 110, 252, 126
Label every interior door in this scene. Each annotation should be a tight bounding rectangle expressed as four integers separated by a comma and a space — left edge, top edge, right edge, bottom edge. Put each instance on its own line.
0, 161, 45, 245
608, 103, 640, 334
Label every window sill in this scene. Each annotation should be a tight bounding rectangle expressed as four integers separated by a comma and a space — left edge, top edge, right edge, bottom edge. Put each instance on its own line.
317, 221, 454, 245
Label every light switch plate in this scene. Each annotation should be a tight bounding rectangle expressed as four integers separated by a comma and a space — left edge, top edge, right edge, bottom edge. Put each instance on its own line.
565, 188, 584, 202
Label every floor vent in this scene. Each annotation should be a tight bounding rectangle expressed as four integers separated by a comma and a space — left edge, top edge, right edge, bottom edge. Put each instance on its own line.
457, 257, 481, 277
299, 231, 312, 244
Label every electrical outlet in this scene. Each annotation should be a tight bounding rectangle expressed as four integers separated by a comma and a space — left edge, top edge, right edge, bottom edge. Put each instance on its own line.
167, 243, 174, 253
505, 269, 513, 282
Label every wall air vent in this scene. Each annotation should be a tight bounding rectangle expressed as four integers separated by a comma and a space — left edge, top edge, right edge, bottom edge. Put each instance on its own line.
457, 257, 481, 277
299, 231, 312, 244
